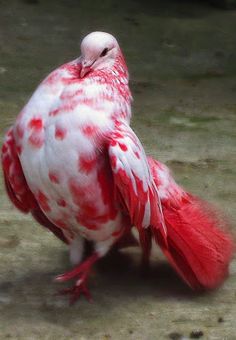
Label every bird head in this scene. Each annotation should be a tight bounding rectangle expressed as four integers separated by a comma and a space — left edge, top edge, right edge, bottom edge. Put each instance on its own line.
79, 31, 120, 78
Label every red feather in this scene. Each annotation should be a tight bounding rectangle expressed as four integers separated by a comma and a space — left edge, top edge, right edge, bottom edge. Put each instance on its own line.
148, 157, 234, 290
161, 198, 234, 290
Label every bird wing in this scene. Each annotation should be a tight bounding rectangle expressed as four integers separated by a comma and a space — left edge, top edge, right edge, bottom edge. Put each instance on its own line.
1, 128, 68, 243
2, 128, 36, 213
108, 121, 167, 243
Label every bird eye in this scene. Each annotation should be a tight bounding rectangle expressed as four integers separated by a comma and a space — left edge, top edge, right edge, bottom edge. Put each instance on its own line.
100, 48, 108, 57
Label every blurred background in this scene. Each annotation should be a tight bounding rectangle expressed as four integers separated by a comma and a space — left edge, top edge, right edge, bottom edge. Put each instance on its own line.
0, 0, 236, 339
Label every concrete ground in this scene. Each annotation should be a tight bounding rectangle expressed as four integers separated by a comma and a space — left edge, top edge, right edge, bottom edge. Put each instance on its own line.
0, 0, 235, 339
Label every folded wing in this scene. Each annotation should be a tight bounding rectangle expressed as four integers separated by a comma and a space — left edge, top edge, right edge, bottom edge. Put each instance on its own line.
108, 122, 167, 250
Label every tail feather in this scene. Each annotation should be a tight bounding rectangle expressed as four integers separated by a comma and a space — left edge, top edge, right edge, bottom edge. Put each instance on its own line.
154, 196, 234, 290
148, 157, 234, 290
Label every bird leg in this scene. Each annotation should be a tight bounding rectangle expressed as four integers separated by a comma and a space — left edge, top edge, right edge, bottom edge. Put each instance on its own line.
139, 227, 152, 274
55, 252, 99, 304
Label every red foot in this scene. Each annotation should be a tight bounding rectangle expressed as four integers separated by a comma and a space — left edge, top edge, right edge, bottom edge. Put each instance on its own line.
57, 282, 92, 304
55, 252, 99, 304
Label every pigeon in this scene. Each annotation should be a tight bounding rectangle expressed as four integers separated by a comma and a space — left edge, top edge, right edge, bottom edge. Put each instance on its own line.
1, 31, 234, 303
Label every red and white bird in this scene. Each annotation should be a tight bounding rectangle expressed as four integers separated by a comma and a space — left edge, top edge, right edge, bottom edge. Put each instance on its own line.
1, 31, 234, 303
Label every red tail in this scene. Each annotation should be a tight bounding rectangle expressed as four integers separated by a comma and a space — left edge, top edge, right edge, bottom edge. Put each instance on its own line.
153, 196, 234, 290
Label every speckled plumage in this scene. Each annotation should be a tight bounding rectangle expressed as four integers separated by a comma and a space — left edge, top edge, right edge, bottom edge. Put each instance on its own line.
2, 32, 234, 303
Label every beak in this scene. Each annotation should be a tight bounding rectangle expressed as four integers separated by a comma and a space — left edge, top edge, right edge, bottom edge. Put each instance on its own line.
80, 58, 95, 78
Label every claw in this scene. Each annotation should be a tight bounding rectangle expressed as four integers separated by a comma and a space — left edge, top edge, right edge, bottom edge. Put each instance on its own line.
56, 282, 93, 304
55, 252, 98, 304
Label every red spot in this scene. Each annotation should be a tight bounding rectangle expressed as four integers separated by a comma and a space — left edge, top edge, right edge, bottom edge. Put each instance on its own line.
60, 88, 83, 100
44, 71, 59, 85
69, 178, 101, 229
112, 132, 123, 139
79, 155, 97, 173
110, 155, 117, 169
82, 125, 98, 137
119, 143, 128, 151
114, 120, 122, 127
49, 171, 60, 184
57, 199, 67, 207
55, 126, 67, 140
78, 98, 95, 106
112, 228, 123, 238
110, 140, 117, 147
37, 191, 51, 212
6, 137, 14, 148
69, 179, 85, 206
76, 214, 99, 230
27, 118, 44, 148
81, 203, 97, 216
49, 100, 79, 116
182, 195, 190, 204
28, 133, 44, 148
28, 118, 43, 130
52, 219, 67, 229
61, 77, 78, 86
101, 93, 113, 102
61, 62, 81, 76
49, 108, 60, 116
134, 151, 140, 159
85, 223, 99, 230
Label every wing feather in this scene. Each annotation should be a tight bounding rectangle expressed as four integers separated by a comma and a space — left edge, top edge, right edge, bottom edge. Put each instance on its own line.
108, 122, 166, 240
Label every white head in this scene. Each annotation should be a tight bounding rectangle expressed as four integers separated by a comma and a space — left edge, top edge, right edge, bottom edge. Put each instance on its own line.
79, 31, 120, 78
